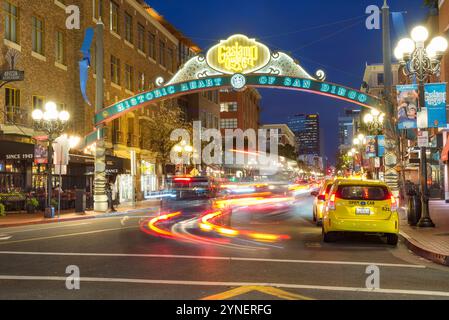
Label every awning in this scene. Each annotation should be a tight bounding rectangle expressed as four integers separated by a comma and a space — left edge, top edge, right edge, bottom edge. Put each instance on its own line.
0, 140, 34, 161
442, 140, 449, 162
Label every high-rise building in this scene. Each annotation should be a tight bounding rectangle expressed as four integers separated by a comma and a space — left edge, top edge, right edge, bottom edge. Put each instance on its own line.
338, 109, 361, 151
287, 114, 320, 156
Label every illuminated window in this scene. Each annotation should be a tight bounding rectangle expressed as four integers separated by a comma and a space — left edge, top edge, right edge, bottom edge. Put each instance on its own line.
3, 1, 19, 44
32, 16, 44, 55
110, 1, 119, 34
111, 55, 120, 85
124, 12, 133, 43
55, 30, 65, 65
220, 119, 238, 129
220, 102, 238, 112
93, 0, 103, 20
138, 72, 145, 92
32, 95, 45, 110
167, 48, 174, 71
5, 87, 20, 124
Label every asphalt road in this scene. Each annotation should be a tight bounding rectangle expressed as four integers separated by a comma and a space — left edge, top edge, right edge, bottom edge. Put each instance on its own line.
0, 196, 448, 300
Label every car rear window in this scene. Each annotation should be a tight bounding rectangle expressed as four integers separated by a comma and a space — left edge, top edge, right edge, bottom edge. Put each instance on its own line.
337, 185, 390, 201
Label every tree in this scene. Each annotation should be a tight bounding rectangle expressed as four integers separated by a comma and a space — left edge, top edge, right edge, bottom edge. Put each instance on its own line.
423, 0, 438, 9
278, 144, 298, 162
140, 102, 191, 177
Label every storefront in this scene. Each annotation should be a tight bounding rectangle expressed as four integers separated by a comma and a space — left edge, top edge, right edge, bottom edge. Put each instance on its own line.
105, 156, 132, 203
442, 133, 449, 203
0, 141, 34, 193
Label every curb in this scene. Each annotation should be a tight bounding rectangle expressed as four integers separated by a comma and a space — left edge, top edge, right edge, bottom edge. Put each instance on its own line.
0, 214, 98, 229
399, 231, 449, 267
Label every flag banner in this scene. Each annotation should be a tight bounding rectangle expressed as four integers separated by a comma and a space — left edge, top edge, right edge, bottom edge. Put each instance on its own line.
365, 136, 377, 158
79, 27, 95, 106
425, 83, 447, 128
377, 135, 385, 157
34, 141, 48, 164
397, 84, 419, 129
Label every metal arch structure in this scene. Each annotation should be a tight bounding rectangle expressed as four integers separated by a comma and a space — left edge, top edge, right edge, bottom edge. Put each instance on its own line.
93, 34, 382, 127
89, 34, 384, 213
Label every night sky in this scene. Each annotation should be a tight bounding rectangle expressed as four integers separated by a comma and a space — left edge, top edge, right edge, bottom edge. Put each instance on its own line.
147, 0, 427, 164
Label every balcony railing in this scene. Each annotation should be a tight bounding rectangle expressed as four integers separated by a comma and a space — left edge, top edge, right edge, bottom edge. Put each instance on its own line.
112, 130, 124, 145
4, 106, 29, 127
127, 133, 138, 148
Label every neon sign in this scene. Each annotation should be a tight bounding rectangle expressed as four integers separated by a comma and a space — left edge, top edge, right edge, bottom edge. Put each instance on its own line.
206, 34, 271, 75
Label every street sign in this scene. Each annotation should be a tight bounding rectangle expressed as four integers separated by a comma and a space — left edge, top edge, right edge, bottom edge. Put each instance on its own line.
0, 70, 24, 82
374, 157, 381, 168
418, 131, 429, 148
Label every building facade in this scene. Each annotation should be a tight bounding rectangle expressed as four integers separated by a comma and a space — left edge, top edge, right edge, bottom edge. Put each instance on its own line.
0, 0, 213, 206
338, 109, 361, 152
287, 113, 321, 156
259, 124, 296, 151
219, 87, 261, 134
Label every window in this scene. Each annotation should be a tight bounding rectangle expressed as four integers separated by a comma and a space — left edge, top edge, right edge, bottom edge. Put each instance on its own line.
93, 0, 103, 20
148, 33, 156, 60
32, 95, 44, 110
337, 185, 390, 201
32, 16, 44, 55
125, 64, 134, 91
159, 40, 165, 66
220, 118, 238, 129
111, 55, 120, 85
3, 1, 19, 44
377, 73, 384, 86
167, 48, 174, 71
124, 12, 133, 43
220, 102, 238, 112
5, 87, 20, 124
55, 30, 65, 65
137, 23, 145, 52
110, 1, 119, 34
138, 72, 145, 92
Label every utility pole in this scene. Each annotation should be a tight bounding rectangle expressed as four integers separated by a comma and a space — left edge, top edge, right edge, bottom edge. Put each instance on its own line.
93, 13, 108, 213
382, 0, 401, 197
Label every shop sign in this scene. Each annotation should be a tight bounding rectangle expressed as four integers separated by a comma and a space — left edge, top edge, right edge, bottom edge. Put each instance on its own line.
418, 131, 429, 148
0, 70, 24, 81
424, 83, 447, 128
206, 34, 271, 75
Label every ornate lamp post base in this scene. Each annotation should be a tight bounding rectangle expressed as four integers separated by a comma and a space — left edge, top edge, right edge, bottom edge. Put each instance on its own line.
417, 217, 435, 228
94, 195, 109, 212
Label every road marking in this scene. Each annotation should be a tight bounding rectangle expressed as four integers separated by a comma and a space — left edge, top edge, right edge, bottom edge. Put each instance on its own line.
0, 226, 137, 245
0, 275, 448, 298
0, 251, 426, 269
0, 235, 12, 241
201, 285, 313, 300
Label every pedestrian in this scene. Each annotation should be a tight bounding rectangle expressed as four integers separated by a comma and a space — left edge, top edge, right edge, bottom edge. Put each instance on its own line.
111, 181, 118, 211
106, 180, 116, 212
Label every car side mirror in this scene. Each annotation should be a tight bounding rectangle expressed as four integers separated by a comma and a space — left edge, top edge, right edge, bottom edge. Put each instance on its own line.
311, 191, 319, 197
317, 195, 326, 201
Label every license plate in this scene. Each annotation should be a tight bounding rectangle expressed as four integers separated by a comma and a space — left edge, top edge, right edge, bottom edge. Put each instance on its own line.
356, 208, 371, 215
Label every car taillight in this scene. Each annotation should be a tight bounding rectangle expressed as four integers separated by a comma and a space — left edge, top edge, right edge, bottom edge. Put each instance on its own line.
328, 193, 336, 211
390, 195, 398, 212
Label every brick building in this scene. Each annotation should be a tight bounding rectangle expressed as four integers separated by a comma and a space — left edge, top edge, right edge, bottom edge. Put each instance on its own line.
219, 87, 261, 134
0, 0, 218, 203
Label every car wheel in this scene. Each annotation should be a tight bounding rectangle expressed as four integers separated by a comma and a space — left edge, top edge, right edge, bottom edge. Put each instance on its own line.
322, 228, 337, 243
386, 234, 399, 246
316, 219, 322, 227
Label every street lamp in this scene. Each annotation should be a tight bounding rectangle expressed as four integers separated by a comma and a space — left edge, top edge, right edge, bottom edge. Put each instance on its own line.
394, 26, 448, 228
32, 102, 70, 217
364, 109, 385, 135
353, 134, 366, 174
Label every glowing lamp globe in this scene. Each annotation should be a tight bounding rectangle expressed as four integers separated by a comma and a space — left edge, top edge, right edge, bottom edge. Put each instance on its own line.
59, 110, 70, 122
44, 109, 58, 121
430, 36, 448, 53
364, 114, 374, 124
394, 46, 404, 61
44, 101, 57, 113
411, 26, 429, 43
397, 38, 415, 55
31, 109, 44, 121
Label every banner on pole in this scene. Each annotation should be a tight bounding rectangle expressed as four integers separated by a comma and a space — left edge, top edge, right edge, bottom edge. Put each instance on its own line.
397, 84, 419, 130
424, 83, 447, 128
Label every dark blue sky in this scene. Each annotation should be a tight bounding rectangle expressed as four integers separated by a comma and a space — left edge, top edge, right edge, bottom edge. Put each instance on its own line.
147, 0, 428, 164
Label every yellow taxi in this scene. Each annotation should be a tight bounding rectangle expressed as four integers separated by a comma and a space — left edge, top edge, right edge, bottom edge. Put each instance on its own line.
312, 179, 334, 226
322, 179, 399, 245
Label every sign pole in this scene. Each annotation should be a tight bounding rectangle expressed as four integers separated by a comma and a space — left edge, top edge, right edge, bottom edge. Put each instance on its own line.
93, 16, 108, 213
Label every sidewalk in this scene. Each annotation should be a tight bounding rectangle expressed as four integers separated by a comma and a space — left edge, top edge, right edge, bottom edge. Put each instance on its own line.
399, 200, 449, 266
0, 200, 162, 229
